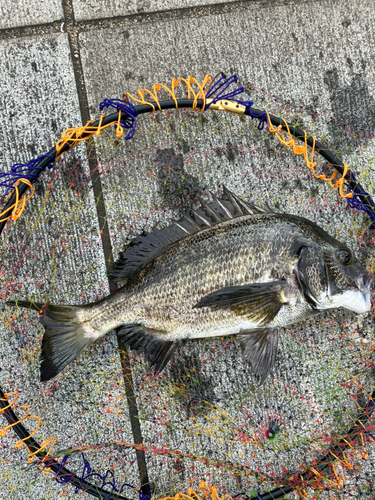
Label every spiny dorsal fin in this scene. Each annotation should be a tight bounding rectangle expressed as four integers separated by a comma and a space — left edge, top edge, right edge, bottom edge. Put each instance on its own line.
109, 187, 274, 284
222, 186, 245, 216
221, 186, 276, 215
187, 207, 212, 228
209, 192, 234, 220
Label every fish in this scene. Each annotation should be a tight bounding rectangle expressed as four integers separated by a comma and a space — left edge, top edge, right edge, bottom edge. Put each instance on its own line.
10, 187, 372, 383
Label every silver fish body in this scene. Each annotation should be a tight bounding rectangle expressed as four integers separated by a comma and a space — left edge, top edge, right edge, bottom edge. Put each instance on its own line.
13, 188, 372, 382
82, 217, 315, 338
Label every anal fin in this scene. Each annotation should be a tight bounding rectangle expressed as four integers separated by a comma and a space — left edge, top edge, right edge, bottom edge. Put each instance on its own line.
238, 327, 279, 385
118, 324, 181, 372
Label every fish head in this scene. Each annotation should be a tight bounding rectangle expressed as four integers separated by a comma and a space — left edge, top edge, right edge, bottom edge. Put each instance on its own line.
296, 243, 372, 314
322, 246, 372, 314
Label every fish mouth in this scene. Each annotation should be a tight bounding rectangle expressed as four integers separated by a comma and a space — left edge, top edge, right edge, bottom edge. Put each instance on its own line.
330, 273, 372, 314
341, 290, 372, 314
323, 272, 373, 314
324, 287, 371, 314
351, 272, 373, 314
355, 272, 373, 295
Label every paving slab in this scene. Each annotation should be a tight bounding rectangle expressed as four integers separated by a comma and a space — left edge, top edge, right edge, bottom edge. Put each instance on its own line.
0, 33, 137, 499
72, 0, 240, 22
0, 0, 375, 498
79, 0, 375, 130
0, 34, 79, 166
0, 0, 63, 29
78, 0, 375, 496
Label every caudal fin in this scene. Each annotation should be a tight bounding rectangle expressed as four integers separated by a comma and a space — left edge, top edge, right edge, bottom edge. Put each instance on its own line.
8, 300, 94, 381
40, 305, 94, 381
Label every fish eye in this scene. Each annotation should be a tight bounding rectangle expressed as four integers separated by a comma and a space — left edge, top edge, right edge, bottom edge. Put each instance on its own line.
336, 249, 352, 265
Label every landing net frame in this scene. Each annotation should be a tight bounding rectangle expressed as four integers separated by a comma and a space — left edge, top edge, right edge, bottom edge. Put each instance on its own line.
0, 73, 375, 500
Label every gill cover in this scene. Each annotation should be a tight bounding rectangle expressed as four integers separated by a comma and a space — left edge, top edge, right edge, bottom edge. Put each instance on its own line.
296, 245, 328, 308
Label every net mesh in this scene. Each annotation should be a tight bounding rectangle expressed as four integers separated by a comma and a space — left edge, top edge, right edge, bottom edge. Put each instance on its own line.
0, 77, 375, 499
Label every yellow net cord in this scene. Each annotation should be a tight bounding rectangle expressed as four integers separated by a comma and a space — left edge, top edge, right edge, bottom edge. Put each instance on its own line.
54, 75, 357, 209
55, 114, 120, 160
0, 178, 34, 224
54, 75, 212, 161
266, 112, 353, 200
124, 74, 212, 112
0, 77, 358, 229
157, 481, 236, 500
0, 392, 57, 473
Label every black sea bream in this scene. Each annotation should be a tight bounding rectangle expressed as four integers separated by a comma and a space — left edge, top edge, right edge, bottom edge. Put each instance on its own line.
12, 188, 372, 383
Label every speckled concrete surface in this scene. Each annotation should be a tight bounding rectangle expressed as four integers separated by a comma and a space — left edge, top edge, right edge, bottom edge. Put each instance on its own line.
72, 0, 240, 22
0, 0, 63, 29
0, 1, 375, 499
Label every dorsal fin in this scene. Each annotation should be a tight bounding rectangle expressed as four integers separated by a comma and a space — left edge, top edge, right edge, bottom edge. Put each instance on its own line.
109, 187, 271, 284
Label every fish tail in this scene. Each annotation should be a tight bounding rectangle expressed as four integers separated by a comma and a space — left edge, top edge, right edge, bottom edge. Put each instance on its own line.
40, 304, 95, 382
9, 300, 95, 381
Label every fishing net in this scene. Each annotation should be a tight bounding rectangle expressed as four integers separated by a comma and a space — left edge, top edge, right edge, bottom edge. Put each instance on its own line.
1, 74, 375, 500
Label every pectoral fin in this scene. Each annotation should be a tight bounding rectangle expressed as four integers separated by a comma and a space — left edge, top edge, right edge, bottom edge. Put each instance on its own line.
193, 280, 288, 325
238, 327, 279, 384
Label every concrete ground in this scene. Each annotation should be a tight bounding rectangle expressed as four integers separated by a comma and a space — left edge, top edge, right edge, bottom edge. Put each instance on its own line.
0, 0, 375, 499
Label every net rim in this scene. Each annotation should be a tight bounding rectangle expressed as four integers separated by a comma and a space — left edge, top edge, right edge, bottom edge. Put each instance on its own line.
0, 98, 374, 500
